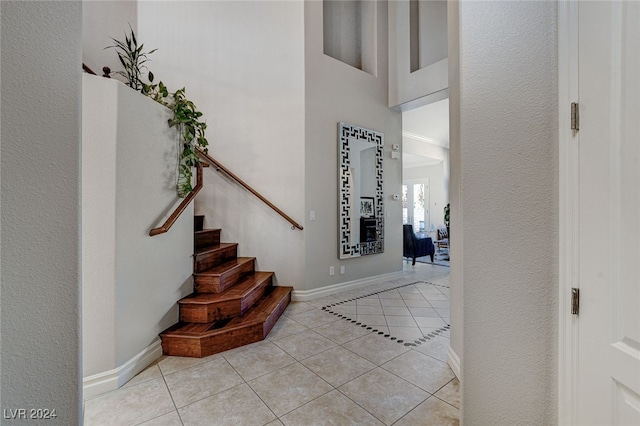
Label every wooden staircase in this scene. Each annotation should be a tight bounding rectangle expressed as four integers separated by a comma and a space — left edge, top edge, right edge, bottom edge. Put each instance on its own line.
159, 215, 292, 357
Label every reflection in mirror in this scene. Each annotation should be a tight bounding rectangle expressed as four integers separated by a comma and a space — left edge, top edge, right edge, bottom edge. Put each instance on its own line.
338, 123, 384, 259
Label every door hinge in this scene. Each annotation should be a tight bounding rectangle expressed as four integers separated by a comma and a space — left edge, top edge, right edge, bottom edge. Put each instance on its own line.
571, 288, 580, 315
571, 102, 579, 131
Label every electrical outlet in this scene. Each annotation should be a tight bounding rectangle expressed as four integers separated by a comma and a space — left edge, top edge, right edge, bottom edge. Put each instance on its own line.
340, 265, 345, 275
310, 210, 316, 221
329, 266, 335, 276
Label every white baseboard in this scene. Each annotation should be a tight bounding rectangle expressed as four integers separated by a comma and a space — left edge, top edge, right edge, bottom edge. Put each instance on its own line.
448, 345, 461, 380
83, 340, 162, 400
291, 271, 405, 302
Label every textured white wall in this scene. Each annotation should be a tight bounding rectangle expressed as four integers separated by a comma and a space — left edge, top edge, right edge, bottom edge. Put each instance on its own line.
0, 1, 82, 422
304, 0, 403, 291
82, 75, 193, 376
137, 1, 306, 289
452, 2, 558, 423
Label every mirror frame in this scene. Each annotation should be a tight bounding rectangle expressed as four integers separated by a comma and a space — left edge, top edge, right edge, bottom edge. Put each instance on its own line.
338, 122, 384, 259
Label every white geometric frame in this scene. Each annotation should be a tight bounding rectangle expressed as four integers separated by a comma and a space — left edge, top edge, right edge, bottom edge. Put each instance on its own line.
338, 122, 384, 259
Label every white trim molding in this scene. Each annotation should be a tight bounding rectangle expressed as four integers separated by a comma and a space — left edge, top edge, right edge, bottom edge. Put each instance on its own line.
83, 340, 163, 400
447, 345, 461, 380
558, 1, 579, 425
291, 271, 405, 302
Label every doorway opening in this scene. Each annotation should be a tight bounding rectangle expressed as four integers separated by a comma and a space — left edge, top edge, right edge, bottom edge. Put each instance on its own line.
402, 97, 450, 266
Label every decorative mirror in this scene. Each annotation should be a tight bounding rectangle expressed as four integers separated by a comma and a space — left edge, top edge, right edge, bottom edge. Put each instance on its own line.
338, 122, 384, 259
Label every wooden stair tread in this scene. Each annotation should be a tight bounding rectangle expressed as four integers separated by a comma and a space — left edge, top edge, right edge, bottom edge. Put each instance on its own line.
194, 257, 255, 277
194, 228, 221, 235
194, 242, 237, 257
161, 286, 292, 340
179, 271, 273, 305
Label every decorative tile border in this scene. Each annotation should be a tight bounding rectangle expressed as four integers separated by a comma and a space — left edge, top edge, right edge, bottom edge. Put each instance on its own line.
321, 281, 450, 347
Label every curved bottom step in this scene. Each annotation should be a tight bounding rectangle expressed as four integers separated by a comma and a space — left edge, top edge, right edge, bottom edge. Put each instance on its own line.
160, 286, 292, 358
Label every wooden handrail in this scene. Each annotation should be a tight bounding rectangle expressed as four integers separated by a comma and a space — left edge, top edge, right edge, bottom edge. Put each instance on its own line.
83, 63, 97, 75
196, 147, 304, 230
149, 163, 203, 236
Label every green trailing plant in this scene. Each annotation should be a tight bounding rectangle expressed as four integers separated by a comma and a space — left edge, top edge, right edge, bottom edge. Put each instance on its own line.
168, 88, 209, 197
107, 27, 209, 198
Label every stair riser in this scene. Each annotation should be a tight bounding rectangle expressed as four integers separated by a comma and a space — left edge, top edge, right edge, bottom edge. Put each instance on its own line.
262, 289, 291, 336
194, 229, 220, 250
194, 260, 255, 293
179, 276, 273, 323
194, 245, 237, 273
194, 216, 205, 232
161, 323, 264, 358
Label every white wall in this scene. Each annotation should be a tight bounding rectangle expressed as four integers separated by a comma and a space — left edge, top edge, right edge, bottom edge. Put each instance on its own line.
389, 0, 448, 108
451, 2, 558, 423
82, 75, 193, 388
1, 2, 82, 422
137, 1, 306, 289
304, 0, 403, 291
82, 0, 137, 79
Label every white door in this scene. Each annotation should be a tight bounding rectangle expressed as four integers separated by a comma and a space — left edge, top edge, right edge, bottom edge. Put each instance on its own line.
402, 180, 430, 233
576, 2, 640, 424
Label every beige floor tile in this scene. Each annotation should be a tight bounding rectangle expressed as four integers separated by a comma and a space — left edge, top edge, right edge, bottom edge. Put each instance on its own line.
272, 329, 337, 360
382, 306, 412, 316
223, 340, 296, 381
266, 420, 284, 426
379, 298, 408, 307
283, 301, 317, 316
377, 290, 403, 299
280, 390, 384, 426
312, 318, 372, 344
394, 396, 459, 426
267, 316, 308, 341
412, 336, 450, 362
136, 410, 182, 426
435, 378, 460, 408
338, 368, 428, 425
423, 293, 448, 301
342, 333, 409, 365
84, 378, 174, 426
401, 293, 427, 300
403, 299, 432, 308
301, 346, 376, 387
385, 315, 418, 327
387, 326, 424, 341
381, 350, 454, 394
123, 364, 162, 388
163, 357, 243, 408
408, 307, 439, 317
398, 286, 421, 294
286, 307, 339, 328
248, 363, 333, 417
356, 298, 382, 306
436, 308, 451, 317
157, 353, 220, 376
307, 296, 343, 308
330, 305, 357, 315
179, 383, 276, 426
414, 316, 447, 328
357, 304, 384, 315
356, 314, 387, 326
428, 300, 450, 309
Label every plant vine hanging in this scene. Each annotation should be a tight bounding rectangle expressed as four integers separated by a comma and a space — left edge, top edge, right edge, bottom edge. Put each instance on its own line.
107, 26, 209, 197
